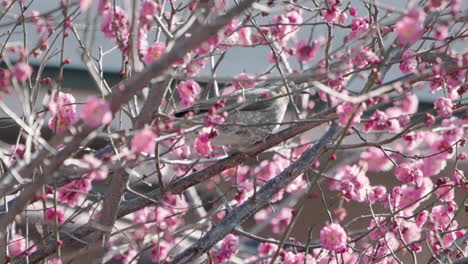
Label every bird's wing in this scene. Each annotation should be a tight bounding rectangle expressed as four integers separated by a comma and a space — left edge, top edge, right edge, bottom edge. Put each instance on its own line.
174, 87, 280, 117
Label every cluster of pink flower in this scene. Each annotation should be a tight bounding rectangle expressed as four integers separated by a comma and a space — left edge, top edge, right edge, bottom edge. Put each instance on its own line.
113, 193, 188, 263
48, 92, 77, 134
208, 234, 240, 264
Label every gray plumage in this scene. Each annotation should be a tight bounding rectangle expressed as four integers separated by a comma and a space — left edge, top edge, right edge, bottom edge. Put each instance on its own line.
175, 84, 290, 150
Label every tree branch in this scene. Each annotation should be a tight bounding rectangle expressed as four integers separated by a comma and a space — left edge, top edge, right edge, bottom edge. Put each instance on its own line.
169, 124, 340, 264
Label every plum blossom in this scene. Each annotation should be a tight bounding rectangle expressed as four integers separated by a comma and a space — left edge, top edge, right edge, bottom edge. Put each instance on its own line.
395, 7, 426, 45
295, 39, 319, 62
435, 179, 455, 202
81, 96, 113, 127
177, 80, 201, 107
270, 9, 302, 44
258, 242, 278, 256
143, 42, 165, 64
323, 7, 341, 23
233, 73, 256, 90
58, 179, 92, 207
283, 252, 316, 264
336, 103, 365, 127
360, 147, 393, 172
210, 234, 239, 264
81, 154, 108, 181
415, 210, 429, 228
48, 92, 77, 134
347, 17, 369, 40
399, 50, 418, 73
394, 164, 424, 185
45, 208, 65, 224
270, 208, 293, 234
368, 185, 387, 204
13, 62, 33, 83
139, 0, 159, 26
237, 26, 252, 45
350, 46, 380, 68
434, 97, 453, 117
80, 0, 92, 11
0, 69, 11, 93
194, 132, 214, 156
131, 126, 157, 154
150, 241, 170, 262
100, 6, 130, 54
328, 164, 370, 202
8, 234, 36, 257
431, 204, 455, 229
320, 223, 348, 252
47, 258, 62, 264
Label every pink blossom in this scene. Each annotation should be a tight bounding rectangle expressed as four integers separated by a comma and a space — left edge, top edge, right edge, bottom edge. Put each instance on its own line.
368, 185, 387, 203
139, 0, 159, 26
13, 62, 33, 83
428, 0, 445, 10
220, 234, 239, 259
79, 0, 92, 11
349, 7, 358, 17
337, 12, 348, 25
233, 73, 256, 90
238, 27, 252, 45
429, 75, 444, 92
347, 17, 369, 40
434, 25, 448, 40
399, 93, 419, 114
49, 92, 76, 119
48, 92, 77, 134
401, 221, 422, 244
8, 234, 36, 257
431, 205, 454, 229
435, 180, 455, 202
131, 127, 157, 154
399, 50, 418, 74
336, 103, 364, 127
395, 8, 426, 45
329, 165, 370, 202
81, 96, 113, 127
0, 69, 11, 92
183, 57, 208, 75
45, 208, 65, 224
415, 210, 429, 228
434, 97, 453, 117
271, 208, 293, 234
350, 46, 380, 68
394, 164, 423, 185
47, 258, 62, 264
100, 6, 130, 54
323, 7, 340, 23
143, 42, 166, 64
177, 80, 201, 107
320, 223, 348, 252
270, 9, 302, 44
365, 110, 389, 132
283, 252, 316, 264
150, 242, 170, 262
396, 178, 433, 215
58, 179, 92, 207
360, 147, 392, 172
295, 40, 319, 62
194, 132, 213, 156
81, 154, 108, 181
258, 242, 278, 256
210, 234, 239, 264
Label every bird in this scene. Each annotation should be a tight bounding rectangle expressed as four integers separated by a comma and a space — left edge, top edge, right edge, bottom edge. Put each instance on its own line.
174, 82, 292, 151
